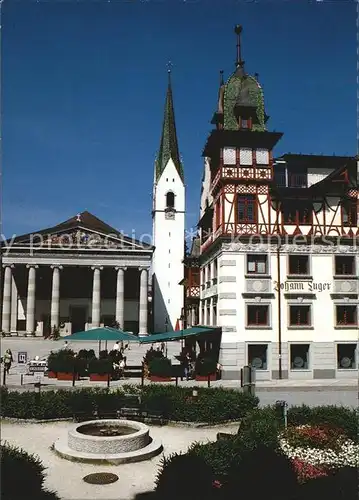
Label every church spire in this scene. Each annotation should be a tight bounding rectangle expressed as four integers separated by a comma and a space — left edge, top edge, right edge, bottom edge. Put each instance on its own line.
155, 65, 184, 183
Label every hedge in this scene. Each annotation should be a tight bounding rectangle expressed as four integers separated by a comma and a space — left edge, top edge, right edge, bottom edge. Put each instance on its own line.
1, 442, 60, 500
0, 386, 258, 423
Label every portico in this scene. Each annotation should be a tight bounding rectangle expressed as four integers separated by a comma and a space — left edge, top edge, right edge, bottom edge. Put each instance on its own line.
1, 212, 153, 336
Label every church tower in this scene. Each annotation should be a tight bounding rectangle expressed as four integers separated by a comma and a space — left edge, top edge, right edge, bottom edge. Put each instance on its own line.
152, 70, 185, 332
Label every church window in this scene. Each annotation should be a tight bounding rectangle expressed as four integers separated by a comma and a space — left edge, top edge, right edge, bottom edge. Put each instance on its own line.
237, 195, 256, 223
166, 191, 175, 209
166, 178, 168, 182
256, 149, 269, 165
240, 148, 252, 165
169, 232, 171, 237
223, 147, 236, 165
172, 178, 175, 182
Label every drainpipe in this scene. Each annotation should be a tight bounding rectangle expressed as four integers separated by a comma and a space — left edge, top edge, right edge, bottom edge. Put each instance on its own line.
276, 245, 283, 380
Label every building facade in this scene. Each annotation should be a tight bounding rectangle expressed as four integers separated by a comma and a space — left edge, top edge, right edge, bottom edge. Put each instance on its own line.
197, 26, 358, 380
1, 212, 153, 336
152, 73, 185, 332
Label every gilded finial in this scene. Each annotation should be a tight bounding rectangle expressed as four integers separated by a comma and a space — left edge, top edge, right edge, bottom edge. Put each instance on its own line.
234, 24, 244, 68
167, 61, 173, 85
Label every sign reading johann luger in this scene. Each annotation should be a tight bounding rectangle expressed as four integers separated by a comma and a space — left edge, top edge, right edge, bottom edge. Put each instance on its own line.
28, 363, 47, 373
273, 281, 331, 293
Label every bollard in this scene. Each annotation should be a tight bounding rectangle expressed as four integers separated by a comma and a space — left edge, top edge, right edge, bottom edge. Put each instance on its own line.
20, 374, 24, 386
275, 400, 288, 428
207, 374, 211, 388
241, 366, 256, 396
175, 376, 178, 387
107, 372, 110, 388
2, 367, 6, 386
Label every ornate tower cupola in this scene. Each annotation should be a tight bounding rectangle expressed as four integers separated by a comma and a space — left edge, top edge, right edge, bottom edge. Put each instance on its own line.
200, 25, 283, 253
152, 67, 185, 333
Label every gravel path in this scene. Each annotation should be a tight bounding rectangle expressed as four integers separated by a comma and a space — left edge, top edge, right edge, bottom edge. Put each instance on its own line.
1, 420, 239, 500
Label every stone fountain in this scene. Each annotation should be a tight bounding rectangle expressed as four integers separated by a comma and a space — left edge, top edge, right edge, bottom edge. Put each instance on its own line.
53, 419, 163, 464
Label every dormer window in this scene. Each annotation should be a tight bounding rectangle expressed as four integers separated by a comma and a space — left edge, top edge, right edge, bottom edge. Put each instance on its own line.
240, 118, 248, 129
166, 191, 175, 209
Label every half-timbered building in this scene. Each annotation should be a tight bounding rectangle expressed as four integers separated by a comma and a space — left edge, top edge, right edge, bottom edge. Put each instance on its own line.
198, 26, 358, 380
1, 211, 153, 337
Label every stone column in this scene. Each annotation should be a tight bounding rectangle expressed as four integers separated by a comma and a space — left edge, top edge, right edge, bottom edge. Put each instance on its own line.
26, 265, 38, 334
209, 297, 214, 326
199, 301, 203, 325
138, 268, 148, 336
115, 267, 126, 329
91, 266, 102, 327
50, 265, 62, 329
2, 265, 13, 334
191, 307, 196, 327
10, 274, 18, 333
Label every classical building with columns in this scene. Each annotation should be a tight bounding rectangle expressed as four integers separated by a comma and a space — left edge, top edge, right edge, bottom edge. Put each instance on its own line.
1, 211, 153, 336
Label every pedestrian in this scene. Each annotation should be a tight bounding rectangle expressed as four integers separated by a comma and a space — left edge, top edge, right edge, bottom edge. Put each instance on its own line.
63, 341, 69, 350
113, 341, 120, 351
3, 349, 13, 374
182, 352, 191, 381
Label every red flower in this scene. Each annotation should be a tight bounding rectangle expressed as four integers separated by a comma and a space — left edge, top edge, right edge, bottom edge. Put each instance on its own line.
212, 480, 222, 489
291, 458, 329, 483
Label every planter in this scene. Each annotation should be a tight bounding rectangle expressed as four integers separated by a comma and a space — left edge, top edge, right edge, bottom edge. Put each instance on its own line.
47, 371, 57, 379
57, 372, 79, 381
195, 373, 217, 382
89, 373, 110, 382
150, 375, 172, 382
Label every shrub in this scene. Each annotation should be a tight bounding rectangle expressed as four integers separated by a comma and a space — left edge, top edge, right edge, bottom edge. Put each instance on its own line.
156, 453, 216, 500
188, 438, 245, 476
195, 358, 217, 376
226, 446, 299, 500
88, 358, 112, 375
149, 357, 172, 377
1, 442, 60, 500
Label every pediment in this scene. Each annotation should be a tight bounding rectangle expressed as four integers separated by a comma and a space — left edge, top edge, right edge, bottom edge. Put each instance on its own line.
12, 227, 148, 250
9, 211, 153, 251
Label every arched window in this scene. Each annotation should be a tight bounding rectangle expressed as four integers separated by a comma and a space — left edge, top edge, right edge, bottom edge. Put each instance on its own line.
166, 191, 175, 209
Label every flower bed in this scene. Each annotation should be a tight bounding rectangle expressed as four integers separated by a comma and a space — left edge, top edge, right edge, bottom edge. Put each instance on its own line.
280, 424, 359, 482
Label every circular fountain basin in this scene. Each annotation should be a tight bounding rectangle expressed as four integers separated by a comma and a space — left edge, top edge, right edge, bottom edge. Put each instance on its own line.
53, 419, 163, 464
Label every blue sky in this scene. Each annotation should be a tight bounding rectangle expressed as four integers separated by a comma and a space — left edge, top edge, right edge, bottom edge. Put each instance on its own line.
2, 0, 356, 239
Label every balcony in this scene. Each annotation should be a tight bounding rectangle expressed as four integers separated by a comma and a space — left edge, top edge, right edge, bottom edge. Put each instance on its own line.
202, 283, 218, 299
274, 172, 308, 188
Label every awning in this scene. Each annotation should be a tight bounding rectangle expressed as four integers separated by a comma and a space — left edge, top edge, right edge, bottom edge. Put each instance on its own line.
62, 327, 139, 342
139, 326, 218, 344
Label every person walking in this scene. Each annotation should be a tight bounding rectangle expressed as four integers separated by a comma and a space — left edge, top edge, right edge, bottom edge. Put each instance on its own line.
182, 352, 191, 381
3, 349, 13, 374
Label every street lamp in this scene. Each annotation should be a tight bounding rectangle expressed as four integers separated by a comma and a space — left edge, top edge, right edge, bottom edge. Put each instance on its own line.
180, 312, 185, 350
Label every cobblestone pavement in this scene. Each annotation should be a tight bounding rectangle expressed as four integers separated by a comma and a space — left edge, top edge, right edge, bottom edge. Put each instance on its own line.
1, 337, 358, 408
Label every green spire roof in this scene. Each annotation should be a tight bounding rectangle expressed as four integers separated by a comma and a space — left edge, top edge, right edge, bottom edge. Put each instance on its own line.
155, 77, 184, 182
